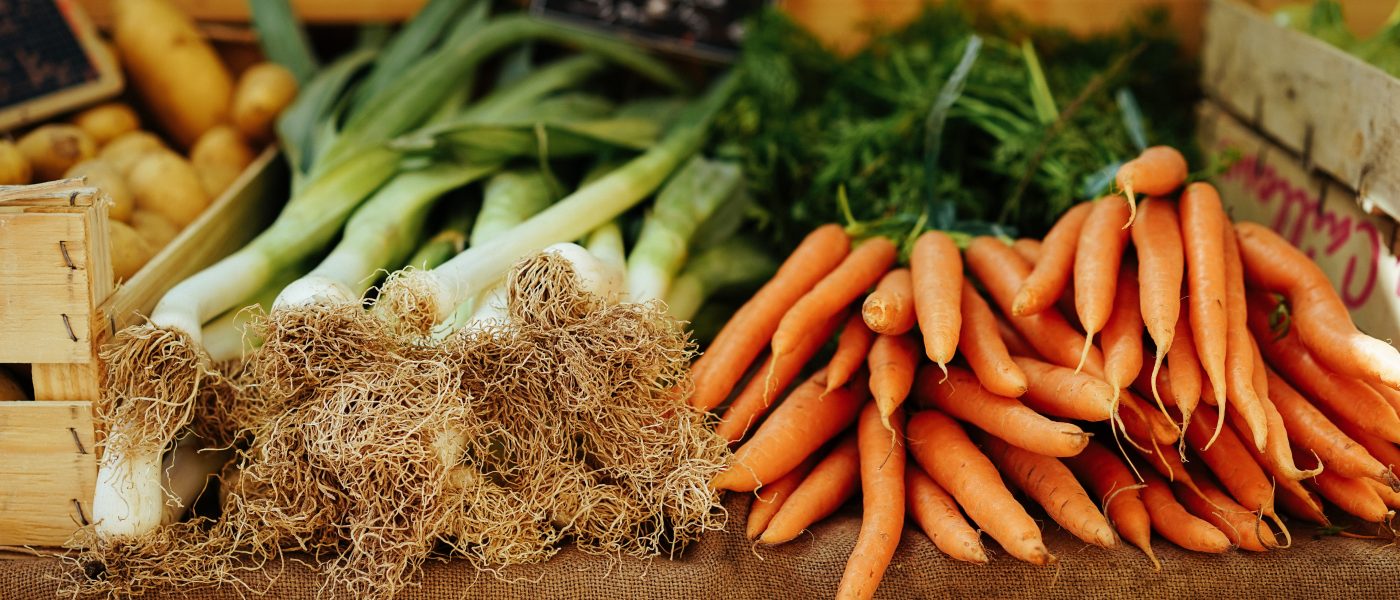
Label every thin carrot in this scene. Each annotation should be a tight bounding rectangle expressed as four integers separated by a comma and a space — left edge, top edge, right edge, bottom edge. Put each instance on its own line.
1138, 468, 1231, 553
1101, 263, 1144, 403
1116, 145, 1187, 226
909, 231, 962, 371
747, 454, 818, 540
1073, 197, 1132, 371
713, 369, 865, 492
1180, 182, 1230, 427
1367, 479, 1400, 510
1131, 350, 1175, 407
1121, 389, 1181, 446
760, 432, 860, 545
1267, 367, 1398, 487
771, 236, 897, 359
907, 410, 1055, 565
862, 268, 916, 335
1134, 429, 1205, 499
979, 433, 1116, 548
1312, 399, 1400, 483
1186, 405, 1277, 517
1012, 238, 1043, 264
1013, 201, 1092, 316
1131, 198, 1185, 410
1176, 474, 1278, 552
1298, 450, 1394, 523
905, 463, 987, 564
868, 334, 919, 429
1371, 381, 1400, 419
1237, 221, 1400, 390
1063, 441, 1158, 568
1241, 344, 1321, 482
836, 403, 906, 600
995, 313, 1038, 359
826, 313, 877, 394
959, 281, 1027, 397
1275, 482, 1330, 525
915, 365, 1089, 457
1222, 223, 1269, 451
1166, 305, 1203, 430
1014, 356, 1115, 422
717, 312, 846, 443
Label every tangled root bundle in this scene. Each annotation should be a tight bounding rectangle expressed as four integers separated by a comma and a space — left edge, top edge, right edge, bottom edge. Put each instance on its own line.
99, 324, 227, 458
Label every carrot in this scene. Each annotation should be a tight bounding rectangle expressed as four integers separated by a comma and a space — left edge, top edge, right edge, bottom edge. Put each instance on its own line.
1179, 182, 1230, 420
1138, 468, 1231, 553
1063, 441, 1158, 568
907, 410, 1055, 565
771, 236, 897, 360
713, 369, 865, 492
996, 313, 1038, 359
1312, 399, 1400, 483
1275, 482, 1330, 525
1131, 198, 1185, 409
966, 236, 1104, 373
836, 403, 906, 600
1116, 145, 1187, 226
1166, 305, 1203, 429
959, 282, 1027, 397
1371, 381, 1400, 419
1101, 263, 1144, 402
862, 268, 916, 335
979, 433, 1116, 548
1014, 356, 1115, 421
826, 313, 877, 394
1367, 479, 1400, 510
747, 454, 818, 540
691, 224, 850, 411
905, 463, 987, 564
759, 432, 861, 544
1222, 224, 1269, 451
1185, 405, 1276, 517
909, 231, 962, 371
1121, 389, 1181, 446
1240, 349, 1322, 481
1298, 450, 1394, 523
868, 334, 919, 429
717, 312, 847, 443
1236, 221, 1400, 390
1013, 201, 1092, 316
1131, 352, 1175, 407
1012, 238, 1042, 264
1268, 368, 1398, 486
1176, 474, 1278, 552
915, 365, 1088, 457
1134, 429, 1205, 499
1073, 197, 1132, 371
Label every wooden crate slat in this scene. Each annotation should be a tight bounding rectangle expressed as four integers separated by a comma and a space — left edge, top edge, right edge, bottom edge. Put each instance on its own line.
0, 401, 97, 547
0, 210, 97, 365
31, 363, 103, 403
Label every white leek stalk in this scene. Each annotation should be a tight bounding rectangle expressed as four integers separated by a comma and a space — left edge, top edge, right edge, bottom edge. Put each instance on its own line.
462, 170, 560, 325
160, 436, 232, 525
624, 157, 741, 302
585, 221, 627, 277
664, 239, 778, 322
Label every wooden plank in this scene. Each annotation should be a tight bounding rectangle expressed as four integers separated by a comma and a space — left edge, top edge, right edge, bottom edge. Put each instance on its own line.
0, 210, 97, 364
79, 0, 427, 27
1202, 0, 1400, 221
31, 363, 102, 403
0, 401, 97, 547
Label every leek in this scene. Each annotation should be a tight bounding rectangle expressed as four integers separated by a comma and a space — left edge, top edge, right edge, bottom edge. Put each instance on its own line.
664, 239, 778, 322
461, 169, 560, 325
203, 265, 309, 362
405, 205, 476, 270
624, 157, 742, 302
585, 221, 627, 276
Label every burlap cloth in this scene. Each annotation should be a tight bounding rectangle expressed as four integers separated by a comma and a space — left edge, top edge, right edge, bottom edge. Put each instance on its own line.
4, 496, 1398, 599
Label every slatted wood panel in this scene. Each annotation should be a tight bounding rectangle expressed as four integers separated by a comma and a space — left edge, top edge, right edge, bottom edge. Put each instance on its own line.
0, 203, 104, 367
0, 401, 97, 547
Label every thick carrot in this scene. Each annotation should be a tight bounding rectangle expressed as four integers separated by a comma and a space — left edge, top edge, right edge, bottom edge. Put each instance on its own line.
1312, 399, 1400, 482
979, 433, 1116, 548
915, 365, 1088, 457
1267, 368, 1397, 486
1014, 201, 1092, 316
907, 410, 1055, 565
1186, 405, 1276, 516
960, 281, 1027, 397
772, 236, 897, 359
1012, 238, 1043, 264
1073, 197, 1132, 371
1222, 224, 1269, 451
826, 313, 877, 394
1298, 450, 1394, 523
909, 231, 962, 370
690, 224, 850, 410
1176, 475, 1277, 552
868, 334, 919, 429
1179, 182, 1230, 415
1138, 468, 1231, 553
836, 403, 906, 600
1166, 305, 1204, 429
1014, 356, 1115, 421
1101, 264, 1144, 400
1371, 381, 1400, 419
1063, 441, 1158, 568
996, 313, 1039, 359
862, 268, 916, 335
713, 369, 865, 492
1237, 221, 1400, 390
717, 312, 846, 443
746, 454, 818, 540
905, 463, 987, 564
1131, 198, 1185, 409
1116, 145, 1188, 226
759, 432, 860, 544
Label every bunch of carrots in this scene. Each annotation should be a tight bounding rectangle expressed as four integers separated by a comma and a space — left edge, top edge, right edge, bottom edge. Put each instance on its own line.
689, 145, 1400, 599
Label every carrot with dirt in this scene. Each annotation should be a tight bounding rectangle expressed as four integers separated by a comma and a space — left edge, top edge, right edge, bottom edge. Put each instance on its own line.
1073, 197, 1133, 372
1166, 305, 1204, 429
771, 237, 898, 361
905, 464, 987, 564
1131, 198, 1185, 409
690, 223, 850, 411
1138, 468, 1231, 553
1180, 182, 1230, 430
760, 432, 861, 545
907, 410, 1055, 565
868, 334, 919, 429
915, 365, 1089, 457
836, 403, 906, 600
746, 455, 818, 540
1063, 441, 1158, 568
1013, 201, 1092, 316
1298, 450, 1395, 523
862, 268, 916, 335
1177, 474, 1278, 552
1101, 264, 1144, 404
1222, 224, 1270, 451
1012, 238, 1042, 264
1116, 145, 1188, 226
909, 231, 962, 371
1267, 368, 1399, 487
1367, 479, 1400, 510
1236, 221, 1400, 391
978, 433, 1116, 548
826, 313, 877, 394
1014, 356, 1115, 422
717, 312, 847, 443
959, 281, 1027, 397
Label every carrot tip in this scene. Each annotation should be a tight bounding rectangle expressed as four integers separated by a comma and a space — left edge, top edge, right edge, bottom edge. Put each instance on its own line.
1074, 334, 1093, 374
1122, 186, 1137, 229
935, 361, 948, 384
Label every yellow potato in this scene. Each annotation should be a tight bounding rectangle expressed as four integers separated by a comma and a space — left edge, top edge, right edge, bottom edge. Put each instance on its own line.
131, 209, 181, 250
17, 124, 98, 181
128, 151, 209, 227
109, 219, 155, 281
72, 102, 141, 146
191, 125, 254, 197
0, 140, 31, 185
65, 160, 134, 222
232, 63, 297, 144
113, 0, 233, 148
99, 130, 167, 176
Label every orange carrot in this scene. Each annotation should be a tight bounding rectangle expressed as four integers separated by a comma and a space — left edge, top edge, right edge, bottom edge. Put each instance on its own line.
1063, 441, 1158, 568
717, 312, 846, 443
979, 433, 1116, 548
960, 281, 1027, 397
1267, 367, 1397, 487
915, 365, 1088, 457
760, 433, 860, 545
907, 410, 1055, 565
1121, 389, 1181, 446
1241, 344, 1320, 482
1013, 356, 1115, 422
1236, 221, 1400, 390
1166, 305, 1203, 429
1222, 223, 1269, 451
1176, 474, 1277, 552
1013, 201, 1092, 316
772, 237, 897, 359
713, 369, 865, 492
1180, 182, 1230, 418
1012, 238, 1043, 264
1275, 482, 1330, 525
996, 313, 1039, 359
1131, 198, 1185, 409
826, 313, 877, 394
1312, 399, 1400, 483
862, 268, 916, 335
1134, 430, 1204, 498
1367, 479, 1400, 510
1116, 145, 1187, 226
1073, 197, 1132, 371
1131, 354, 1176, 410
905, 463, 987, 564
1101, 263, 1144, 401
1186, 405, 1276, 516
1298, 450, 1394, 523
747, 455, 818, 540
909, 231, 962, 370
836, 403, 906, 600
1139, 468, 1231, 553
1371, 381, 1400, 419
868, 334, 919, 429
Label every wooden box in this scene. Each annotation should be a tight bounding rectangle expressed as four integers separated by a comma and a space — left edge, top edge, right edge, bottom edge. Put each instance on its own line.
0, 148, 285, 547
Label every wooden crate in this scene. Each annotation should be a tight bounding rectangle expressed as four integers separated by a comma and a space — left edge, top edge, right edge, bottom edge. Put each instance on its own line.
0, 148, 285, 547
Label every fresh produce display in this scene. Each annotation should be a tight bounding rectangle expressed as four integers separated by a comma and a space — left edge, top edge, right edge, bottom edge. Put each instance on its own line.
1275, 0, 1400, 77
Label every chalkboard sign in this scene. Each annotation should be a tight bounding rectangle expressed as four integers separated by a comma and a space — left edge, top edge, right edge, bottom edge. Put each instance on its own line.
0, 0, 122, 131
532, 0, 765, 62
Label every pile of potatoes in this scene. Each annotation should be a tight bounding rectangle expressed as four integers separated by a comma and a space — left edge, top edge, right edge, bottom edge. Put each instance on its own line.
0, 0, 296, 282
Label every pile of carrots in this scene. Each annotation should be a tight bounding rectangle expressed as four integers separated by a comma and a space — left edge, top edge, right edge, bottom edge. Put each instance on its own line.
690, 145, 1400, 599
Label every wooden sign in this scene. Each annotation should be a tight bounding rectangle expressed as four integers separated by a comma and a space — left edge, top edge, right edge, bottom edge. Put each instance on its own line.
0, 0, 122, 131
532, 0, 764, 62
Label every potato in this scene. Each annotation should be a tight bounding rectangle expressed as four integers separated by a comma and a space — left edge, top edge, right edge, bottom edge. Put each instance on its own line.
99, 130, 167, 176
131, 209, 181, 250
128, 151, 209, 227
191, 125, 253, 197
0, 140, 31, 185
109, 219, 155, 281
17, 124, 98, 181
112, 0, 233, 148
231, 62, 298, 144
65, 160, 134, 222
72, 102, 141, 146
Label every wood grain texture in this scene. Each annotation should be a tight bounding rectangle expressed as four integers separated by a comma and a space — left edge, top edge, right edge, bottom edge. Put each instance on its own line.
0, 401, 97, 547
